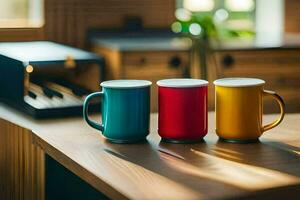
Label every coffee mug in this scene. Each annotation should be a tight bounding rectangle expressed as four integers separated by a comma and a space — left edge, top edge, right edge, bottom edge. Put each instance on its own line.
83, 80, 152, 143
157, 79, 208, 143
214, 78, 285, 143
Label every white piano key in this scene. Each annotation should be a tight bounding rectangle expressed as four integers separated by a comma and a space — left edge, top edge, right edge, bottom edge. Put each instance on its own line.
24, 96, 44, 109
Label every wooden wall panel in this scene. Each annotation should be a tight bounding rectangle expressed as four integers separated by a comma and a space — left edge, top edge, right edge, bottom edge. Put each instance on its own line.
285, 0, 300, 33
44, 0, 175, 48
0, 28, 44, 42
0, 119, 45, 200
0, 0, 175, 48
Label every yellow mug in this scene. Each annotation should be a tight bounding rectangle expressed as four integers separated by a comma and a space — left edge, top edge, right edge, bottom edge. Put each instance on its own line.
214, 78, 285, 143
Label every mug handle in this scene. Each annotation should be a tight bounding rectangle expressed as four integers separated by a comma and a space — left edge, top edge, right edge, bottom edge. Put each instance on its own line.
262, 90, 285, 132
83, 92, 104, 131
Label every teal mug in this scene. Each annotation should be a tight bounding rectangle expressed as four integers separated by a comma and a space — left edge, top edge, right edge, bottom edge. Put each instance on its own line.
83, 80, 152, 143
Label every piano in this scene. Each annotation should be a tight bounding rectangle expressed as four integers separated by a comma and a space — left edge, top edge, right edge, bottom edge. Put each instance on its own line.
0, 41, 105, 119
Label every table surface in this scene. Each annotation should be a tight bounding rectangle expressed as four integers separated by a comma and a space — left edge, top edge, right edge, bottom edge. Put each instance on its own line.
92, 37, 192, 51
1, 104, 300, 200
211, 33, 300, 51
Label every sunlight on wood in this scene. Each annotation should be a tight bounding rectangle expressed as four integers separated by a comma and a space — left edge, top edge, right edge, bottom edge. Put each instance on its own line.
210, 149, 243, 161
292, 150, 300, 155
159, 148, 300, 190
94, 151, 202, 200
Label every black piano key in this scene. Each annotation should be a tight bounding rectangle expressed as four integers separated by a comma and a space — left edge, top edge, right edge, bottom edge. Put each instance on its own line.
28, 90, 37, 99
42, 87, 54, 98
32, 80, 64, 99
49, 87, 64, 98
43, 86, 64, 99
54, 80, 90, 97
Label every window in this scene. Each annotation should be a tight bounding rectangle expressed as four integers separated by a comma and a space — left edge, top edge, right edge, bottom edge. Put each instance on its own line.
176, 0, 284, 34
0, 0, 44, 28
176, 0, 256, 30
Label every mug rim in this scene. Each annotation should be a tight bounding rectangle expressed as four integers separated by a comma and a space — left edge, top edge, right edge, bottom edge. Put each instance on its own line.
101, 79, 152, 89
214, 77, 265, 87
157, 78, 208, 88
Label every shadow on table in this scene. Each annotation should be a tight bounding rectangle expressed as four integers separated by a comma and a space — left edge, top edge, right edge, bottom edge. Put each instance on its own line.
102, 137, 300, 199
224, 184, 300, 200
206, 139, 300, 176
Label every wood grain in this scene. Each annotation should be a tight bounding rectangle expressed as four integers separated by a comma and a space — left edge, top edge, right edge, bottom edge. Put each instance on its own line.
31, 112, 300, 200
285, 0, 300, 33
1, 104, 299, 200
0, 28, 44, 42
0, 118, 45, 200
44, 0, 175, 48
0, 0, 175, 48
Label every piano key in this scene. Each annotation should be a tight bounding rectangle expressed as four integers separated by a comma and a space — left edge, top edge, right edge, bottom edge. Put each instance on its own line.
29, 83, 57, 108
43, 87, 54, 98
32, 81, 63, 99
53, 80, 90, 96
47, 82, 84, 103
46, 82, 74, 96
43, 86, 64, 99
28, 90, 37, 99
44, 82, 84, 107
24, 96, 44, 109
28, 82, 87, 109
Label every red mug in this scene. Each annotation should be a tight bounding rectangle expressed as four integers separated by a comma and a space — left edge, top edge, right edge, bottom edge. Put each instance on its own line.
157, 79, 208, 143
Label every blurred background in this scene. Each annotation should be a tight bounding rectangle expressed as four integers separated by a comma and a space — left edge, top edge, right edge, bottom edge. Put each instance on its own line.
0, 0, 299, 114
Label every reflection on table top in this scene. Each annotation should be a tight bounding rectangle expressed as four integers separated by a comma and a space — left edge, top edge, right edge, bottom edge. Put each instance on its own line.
0, 104, 299, 200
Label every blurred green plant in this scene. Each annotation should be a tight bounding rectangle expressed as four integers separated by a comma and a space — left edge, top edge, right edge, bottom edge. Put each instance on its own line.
172, 8, 255, 79
172, 9, 255, 40
178, 15, 217, 39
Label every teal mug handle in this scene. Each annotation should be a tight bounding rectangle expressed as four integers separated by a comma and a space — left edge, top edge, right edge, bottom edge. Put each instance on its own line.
83, 92, 104, 131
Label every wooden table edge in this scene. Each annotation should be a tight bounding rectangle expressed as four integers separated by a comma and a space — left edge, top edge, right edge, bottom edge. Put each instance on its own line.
31, 130, 130, 200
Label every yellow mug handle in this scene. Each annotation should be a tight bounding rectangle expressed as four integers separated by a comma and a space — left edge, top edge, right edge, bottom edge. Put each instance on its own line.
262, 90, 285, 132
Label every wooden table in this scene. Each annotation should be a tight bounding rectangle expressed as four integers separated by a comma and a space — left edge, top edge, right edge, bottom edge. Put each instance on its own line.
1, 104, 300, 199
